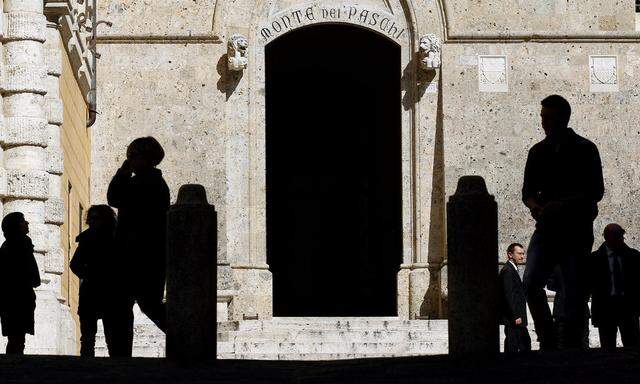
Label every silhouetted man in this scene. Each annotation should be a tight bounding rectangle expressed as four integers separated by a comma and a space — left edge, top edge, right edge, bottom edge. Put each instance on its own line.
107, 137, 170, 356
589, 224, 640, 349
522, 95, 604, 350
500, 243, 531, 353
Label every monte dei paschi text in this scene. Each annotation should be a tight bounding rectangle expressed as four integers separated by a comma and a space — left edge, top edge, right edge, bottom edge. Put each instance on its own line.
260, 5, 406, 42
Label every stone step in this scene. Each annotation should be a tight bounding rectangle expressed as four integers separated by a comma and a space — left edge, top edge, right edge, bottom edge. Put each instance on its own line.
235, 319, 447, 332
222, 329, 449, 343
230, 340, 449, 355
217, 352, 428, 360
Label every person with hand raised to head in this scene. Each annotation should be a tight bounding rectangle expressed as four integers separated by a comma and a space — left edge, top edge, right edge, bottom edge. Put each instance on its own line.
107, 137, 170, 356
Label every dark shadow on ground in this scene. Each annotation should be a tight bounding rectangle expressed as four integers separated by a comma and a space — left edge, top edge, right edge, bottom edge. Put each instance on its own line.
2, 348, 640, 383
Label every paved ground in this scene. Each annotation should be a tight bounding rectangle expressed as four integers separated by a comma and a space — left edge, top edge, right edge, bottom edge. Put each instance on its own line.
1, 349, 639, 384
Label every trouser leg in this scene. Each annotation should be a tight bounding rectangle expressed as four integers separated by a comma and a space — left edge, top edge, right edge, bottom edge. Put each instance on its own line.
504, 326, 518, 353
518, 327, 532, 352
619, 315, 640, 348
6, 334, 25, 355
524, 231, 557, 350
102, 299, 134, 357
136, 279, 166, 333
557, 226, 592, 349
79, 315, 98, 357
598, 323, 617, 350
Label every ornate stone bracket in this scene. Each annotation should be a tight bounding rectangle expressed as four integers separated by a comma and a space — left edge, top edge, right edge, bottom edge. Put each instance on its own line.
227, 34, 248, 72
418, 34, 441, 71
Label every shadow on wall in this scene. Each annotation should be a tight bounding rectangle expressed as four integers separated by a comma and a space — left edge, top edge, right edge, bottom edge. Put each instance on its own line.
216, 54, 243, 101
421, 70, 447, 319
401, 56, 437, 111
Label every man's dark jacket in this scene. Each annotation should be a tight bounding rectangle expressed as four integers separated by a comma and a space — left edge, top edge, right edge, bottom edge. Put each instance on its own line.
589, 243, 640, 327
522, 128, 604, 229
0, 235, 40, 336
107, 167, 170, 286
500, 262, 527, 326
70, 227, 121, 318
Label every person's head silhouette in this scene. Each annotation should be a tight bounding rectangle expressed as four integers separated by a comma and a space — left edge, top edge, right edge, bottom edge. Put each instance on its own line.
126, 136, 165, 173
2, 212, 29, 239
540, 95, 571, 136
603, 223, 625, 252
86, 205, 116, 232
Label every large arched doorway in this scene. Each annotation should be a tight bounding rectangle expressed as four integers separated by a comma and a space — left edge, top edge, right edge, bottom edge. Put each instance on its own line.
266, 24, 402, 316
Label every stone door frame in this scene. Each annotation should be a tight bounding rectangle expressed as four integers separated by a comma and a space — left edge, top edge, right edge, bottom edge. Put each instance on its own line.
219, 0, 436, 319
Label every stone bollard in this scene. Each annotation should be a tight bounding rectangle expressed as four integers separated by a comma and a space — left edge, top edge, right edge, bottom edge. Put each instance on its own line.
447, 176, 499, 356
166, 184, 217, 362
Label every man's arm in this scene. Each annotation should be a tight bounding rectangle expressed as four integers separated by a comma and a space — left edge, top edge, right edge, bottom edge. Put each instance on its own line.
69, 243, 87, 279
107, 161, 133, 208
522, 149, 544, 220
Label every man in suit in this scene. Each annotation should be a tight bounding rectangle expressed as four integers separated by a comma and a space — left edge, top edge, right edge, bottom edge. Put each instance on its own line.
500, 243, 531, 353
589, 223, 640, 349
522, 95, 604, 350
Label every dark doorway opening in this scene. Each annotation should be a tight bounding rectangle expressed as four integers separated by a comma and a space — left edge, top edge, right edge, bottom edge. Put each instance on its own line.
266, 24, 402, 316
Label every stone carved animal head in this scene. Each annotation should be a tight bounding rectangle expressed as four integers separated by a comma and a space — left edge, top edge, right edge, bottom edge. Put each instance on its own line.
419, 34, 441, 70
228, 34, 249, 71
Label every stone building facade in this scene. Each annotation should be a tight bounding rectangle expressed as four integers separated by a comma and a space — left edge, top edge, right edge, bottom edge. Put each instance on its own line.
3, 0, 640, 356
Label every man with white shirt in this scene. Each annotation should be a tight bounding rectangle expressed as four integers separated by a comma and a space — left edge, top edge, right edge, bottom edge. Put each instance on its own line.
589, 223, 640, 349
499, 243, 531, 352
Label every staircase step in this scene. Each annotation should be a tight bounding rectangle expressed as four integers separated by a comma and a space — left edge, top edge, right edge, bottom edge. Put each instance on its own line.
231, 341, 448, 355
236, 318, 447, 332
222, 329, 448, 343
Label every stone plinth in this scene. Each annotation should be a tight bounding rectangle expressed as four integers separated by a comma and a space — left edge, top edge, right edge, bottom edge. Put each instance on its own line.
447, 176, 499, 356
166, 184, 217, 362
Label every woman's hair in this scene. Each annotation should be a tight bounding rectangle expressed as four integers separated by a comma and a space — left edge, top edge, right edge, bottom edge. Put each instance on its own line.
2, 212, 25, 238
87, 205, 117, 229
127, 136, 165, 167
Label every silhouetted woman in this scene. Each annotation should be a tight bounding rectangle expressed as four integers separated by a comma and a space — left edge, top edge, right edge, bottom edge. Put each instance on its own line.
0, 212, 40, 355
70, 205, 122, 357
107, 137, 170, 355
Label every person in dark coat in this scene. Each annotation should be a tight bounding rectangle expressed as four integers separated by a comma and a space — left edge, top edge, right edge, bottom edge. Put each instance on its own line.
107, 136, 170, 355
0, 212, 40, 355
500, 243, 531, 353
522, 95, 604, 350
589, 223, 640, 349
70, 205, 126, 357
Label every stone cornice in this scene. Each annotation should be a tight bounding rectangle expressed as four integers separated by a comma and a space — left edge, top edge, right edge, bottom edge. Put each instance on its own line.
44, 0, 93, 105
96, 34, 222, 44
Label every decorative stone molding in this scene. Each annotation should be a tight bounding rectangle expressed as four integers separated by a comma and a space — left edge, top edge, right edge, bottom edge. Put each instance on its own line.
418, 34, 441, 70
227, 34, 248, 72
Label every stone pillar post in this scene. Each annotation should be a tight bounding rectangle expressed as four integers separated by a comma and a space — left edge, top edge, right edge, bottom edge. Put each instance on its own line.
166, 184, 217, 362
43, 22, 65, 289
447, 175, 499, 355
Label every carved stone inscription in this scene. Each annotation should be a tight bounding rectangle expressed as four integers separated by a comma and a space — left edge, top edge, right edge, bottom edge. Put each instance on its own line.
260, 5, 406, 43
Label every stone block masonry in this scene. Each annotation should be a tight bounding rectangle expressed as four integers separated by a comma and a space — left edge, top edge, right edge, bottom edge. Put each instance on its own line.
0, 0, 75, 354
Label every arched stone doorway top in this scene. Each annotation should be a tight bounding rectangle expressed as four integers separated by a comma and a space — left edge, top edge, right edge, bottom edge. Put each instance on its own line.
212, 0, 443, 47
257, 3, 410, 45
